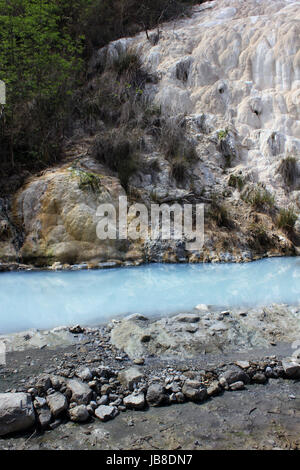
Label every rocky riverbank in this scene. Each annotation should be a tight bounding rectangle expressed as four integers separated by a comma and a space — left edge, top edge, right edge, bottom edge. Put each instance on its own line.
0, 305, 299, 449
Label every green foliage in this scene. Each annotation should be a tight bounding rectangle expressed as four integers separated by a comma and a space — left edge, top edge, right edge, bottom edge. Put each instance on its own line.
228, 174, 244, 191
0, 0, 85, 187
276, 207, 297, 233
217, 129, 229, 140
0, 0, 83, 106
242, 186, 275, 211
77, 170, 102, 193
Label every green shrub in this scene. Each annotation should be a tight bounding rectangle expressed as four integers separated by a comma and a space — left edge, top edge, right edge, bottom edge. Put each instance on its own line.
228, 174, 244, 191
217, 129, 229, 140
78, 171, 102, 193
276, 207, 297, 233
242, 187, 275, 211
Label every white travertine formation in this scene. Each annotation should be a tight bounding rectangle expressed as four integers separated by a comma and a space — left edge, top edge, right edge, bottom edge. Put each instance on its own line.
108, 0, 300, 205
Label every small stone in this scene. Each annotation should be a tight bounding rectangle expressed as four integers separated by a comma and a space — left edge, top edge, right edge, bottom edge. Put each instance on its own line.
69, 325, 84, 334
36, 405, 52, 429
69, 405, 90, 422
118, 367, 144, 391
207, 381, 221, 397
140, 334, 151, 343
235, 361, 250, 369
33, 397, 47, 409
67, 379, 93, 405
46, 392, 68, 417
35, 374, 52, 393
98, 395, 109, 406
95, 405, 118, 422
133, 358, 145, 365
0, 393, 35, 436
182, 384, 207, 402
175, 392, 185, 403
252, 372, 267, 384
76, 367, 93, 382
146, 384, 168, 406
282, 360, 300, 379
221, 369, 250, 385
123, 393, 145, 410
230, 381, 245, 391
173, 314, 200, 323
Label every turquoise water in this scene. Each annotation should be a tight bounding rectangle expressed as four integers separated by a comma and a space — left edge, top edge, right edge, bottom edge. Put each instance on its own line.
0, 257, 300, 334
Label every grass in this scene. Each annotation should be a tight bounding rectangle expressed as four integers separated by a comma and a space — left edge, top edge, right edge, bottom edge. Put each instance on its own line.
248, 223, 270, 250
217, 129, 229, 140
160, 117, 197, 183
242, 186, 275, 211
209, 195, 232, 228
276, 207, 297, 233
71, 168, 102, 193
228, 174, 244, 191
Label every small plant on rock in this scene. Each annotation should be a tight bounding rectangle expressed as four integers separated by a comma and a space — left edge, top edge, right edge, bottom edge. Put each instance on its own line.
242, 186, 275, 211
228, 174, 245, 191
276, 207, 297, 233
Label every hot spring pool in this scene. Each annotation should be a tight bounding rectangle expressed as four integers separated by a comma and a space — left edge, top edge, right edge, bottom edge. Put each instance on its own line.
0, 256, 300, 334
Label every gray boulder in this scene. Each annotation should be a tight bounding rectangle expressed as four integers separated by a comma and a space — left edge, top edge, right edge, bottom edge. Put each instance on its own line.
146, 384, 168, 406
118, 367, 144, 391
123, 393, 145, 410
76, 367, 93, 382
95, 405, 118, 422
282, 360, 300, 379
221, 369, 250, 385
230, 381, 245, 391
69, 405, 90, 422
182, 382, 207, 402
36, 405, 52, 429
46, 392, 68, 417
0, 393, 35, 436
67, 378, 93, 405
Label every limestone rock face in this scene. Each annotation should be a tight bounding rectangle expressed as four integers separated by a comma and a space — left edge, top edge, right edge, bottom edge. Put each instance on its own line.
128, 0, 300, 205
11, 163, 140, 266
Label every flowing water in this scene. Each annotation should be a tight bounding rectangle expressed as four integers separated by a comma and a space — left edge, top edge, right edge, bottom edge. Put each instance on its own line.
1, 257, 300, 333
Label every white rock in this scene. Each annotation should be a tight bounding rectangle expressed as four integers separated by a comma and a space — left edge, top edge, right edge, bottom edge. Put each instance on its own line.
0, 393, 35, 436
95, 405, 118, 422
46, 392, 68, 417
